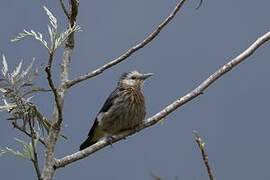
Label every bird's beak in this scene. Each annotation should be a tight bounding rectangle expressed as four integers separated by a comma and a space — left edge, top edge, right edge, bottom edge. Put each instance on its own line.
141, 73, 153, 80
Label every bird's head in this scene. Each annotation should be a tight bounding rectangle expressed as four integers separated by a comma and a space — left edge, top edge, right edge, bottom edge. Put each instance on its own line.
118, 70, 153, 88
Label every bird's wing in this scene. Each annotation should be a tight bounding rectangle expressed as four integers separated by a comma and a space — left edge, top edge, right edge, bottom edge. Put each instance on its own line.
80, 88, 124, 150
87, 88, 121, 136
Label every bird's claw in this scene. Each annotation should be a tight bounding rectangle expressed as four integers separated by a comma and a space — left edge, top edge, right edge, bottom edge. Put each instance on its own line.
107, 136, 115, 148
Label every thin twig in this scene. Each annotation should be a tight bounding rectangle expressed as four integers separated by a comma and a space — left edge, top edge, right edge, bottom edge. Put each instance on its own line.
195, 0, 203, 10
29, 120, 42, 180
193, 131, 214, 180
45, 52, 63, 126
33, 106, 52, 134
64, 0, 187, 89
22, 88, 51, 98
12, 122, 46, 146
54, 31, 270, 168
150, 172, 163, 180
59, 0, 70, 19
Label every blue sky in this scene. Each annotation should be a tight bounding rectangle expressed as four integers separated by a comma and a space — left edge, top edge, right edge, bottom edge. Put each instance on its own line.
0, 0, 270, 179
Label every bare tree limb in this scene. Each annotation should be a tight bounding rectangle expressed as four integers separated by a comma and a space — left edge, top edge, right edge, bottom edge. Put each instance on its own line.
54, 31, 270, 168
63, 0, 187, 89
193, 131, 214, 180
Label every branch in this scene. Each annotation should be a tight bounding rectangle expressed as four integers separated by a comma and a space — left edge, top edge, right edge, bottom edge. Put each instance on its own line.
193, 131, 214, 180
42, 1, 79, 179
60, 0, 79, 86
54, 31, 270, 168
64, 0, 187, 89
29, 120, 42, 180
45, 52, 63, 126
12, 122, 46, 146
59, 0, 70, 19
42, 47, 63, 180
195, 0, 203, 10
69, 0, 79, 26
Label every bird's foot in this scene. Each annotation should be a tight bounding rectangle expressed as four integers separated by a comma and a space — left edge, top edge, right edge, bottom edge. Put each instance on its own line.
106, 136, 115, 148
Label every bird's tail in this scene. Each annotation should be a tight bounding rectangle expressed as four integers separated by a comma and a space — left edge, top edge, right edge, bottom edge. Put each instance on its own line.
79, 136, 97, 150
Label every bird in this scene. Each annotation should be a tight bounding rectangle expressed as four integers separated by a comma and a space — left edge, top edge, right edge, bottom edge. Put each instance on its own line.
79, 70, 153, 150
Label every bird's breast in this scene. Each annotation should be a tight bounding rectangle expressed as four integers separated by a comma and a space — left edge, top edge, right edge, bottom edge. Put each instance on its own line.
101, 87, 146, 133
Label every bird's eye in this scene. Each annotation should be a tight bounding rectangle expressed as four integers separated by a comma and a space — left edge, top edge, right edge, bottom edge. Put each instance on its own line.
131, 76, 136, 80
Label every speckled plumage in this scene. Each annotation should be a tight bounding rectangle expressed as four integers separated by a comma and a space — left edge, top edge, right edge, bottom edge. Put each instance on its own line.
79, 71, 152, 150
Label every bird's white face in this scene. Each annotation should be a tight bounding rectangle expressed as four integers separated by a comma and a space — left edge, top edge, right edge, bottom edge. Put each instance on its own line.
120, 70, 153, 88
122, 71, 142, 86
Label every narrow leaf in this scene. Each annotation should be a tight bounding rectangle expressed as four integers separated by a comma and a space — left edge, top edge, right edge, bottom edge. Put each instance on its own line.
43, 6, 57, 29
2, 55, 8, 76
11, 60, 23, 78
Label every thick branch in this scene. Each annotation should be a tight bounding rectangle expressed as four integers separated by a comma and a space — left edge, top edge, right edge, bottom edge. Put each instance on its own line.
60, 0, 79, 85
193, 131, 214, 180
64, 0, 187, 89
54, 31, 270, 168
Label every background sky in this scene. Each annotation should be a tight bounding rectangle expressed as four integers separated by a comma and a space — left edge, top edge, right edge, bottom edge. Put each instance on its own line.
0, 0, 270, 180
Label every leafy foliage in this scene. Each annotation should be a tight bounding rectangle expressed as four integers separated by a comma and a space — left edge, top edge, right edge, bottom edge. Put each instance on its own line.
11, 30, 49, 50
0, 55, 38, 111
11, 6, 81, 53
0, 135, 39, 161
0, 55, 51, 133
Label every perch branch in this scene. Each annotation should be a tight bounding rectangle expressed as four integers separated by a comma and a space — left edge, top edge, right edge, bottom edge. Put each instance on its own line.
64, 0, 187, 89
54, 31, 270, 168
